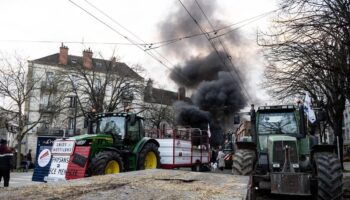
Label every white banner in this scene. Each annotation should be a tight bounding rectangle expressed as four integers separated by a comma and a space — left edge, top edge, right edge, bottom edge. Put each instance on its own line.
48, 155, 70, 180
207, 123, 211, 138
304, 93, 316, 123
51, 140, 75, 155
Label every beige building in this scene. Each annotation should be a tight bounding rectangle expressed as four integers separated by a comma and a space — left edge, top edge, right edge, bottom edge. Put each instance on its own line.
24, 45, 144, 156
22, 45, 190, 161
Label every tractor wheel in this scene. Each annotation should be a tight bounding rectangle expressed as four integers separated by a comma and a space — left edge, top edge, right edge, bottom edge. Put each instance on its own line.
313, 152, 343, 200
89, 151, 124, 175
138, 143, 160, 170
232, 149, 255, 175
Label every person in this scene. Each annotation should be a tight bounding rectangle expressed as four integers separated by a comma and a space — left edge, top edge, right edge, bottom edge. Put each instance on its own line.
104, 120, 119, 135
25, 149, 32, 172
217, 146, 225, 172
10, 148, 17, 171
211, 148, 218, 163
0, 139, 13, 187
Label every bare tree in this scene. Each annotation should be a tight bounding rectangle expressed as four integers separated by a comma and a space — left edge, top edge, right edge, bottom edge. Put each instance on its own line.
0, 53, 67, 168
67, 55, 145, 119
143, 103, 175, 130
259, 0, 350, 167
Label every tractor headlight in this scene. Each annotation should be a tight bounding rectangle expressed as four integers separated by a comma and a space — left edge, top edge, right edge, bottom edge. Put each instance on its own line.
292, 163, 299, 168
272, 163, 280, 168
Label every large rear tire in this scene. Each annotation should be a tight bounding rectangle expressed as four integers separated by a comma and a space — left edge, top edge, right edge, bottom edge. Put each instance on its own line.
89, 151, 124, 175
138, 143, 160, 170
232, 149, 255, 175
314, 152, 343, 200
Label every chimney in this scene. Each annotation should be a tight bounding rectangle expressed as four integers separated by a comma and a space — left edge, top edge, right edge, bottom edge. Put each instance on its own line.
111, 56, 116, 67
178, 87, 185, 100
146, 79, 153, 96
83, 48, 93, 69
59, 43, 69, 65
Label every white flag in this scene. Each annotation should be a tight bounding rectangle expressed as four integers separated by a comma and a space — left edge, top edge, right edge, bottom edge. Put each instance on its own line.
304, 93, 316, 123
207, 123, 211, 138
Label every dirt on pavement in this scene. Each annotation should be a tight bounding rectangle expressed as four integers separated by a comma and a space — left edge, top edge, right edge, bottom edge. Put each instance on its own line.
0, 169, 249, 200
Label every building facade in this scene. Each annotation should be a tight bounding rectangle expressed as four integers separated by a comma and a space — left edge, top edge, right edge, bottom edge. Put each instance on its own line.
343, 100, 350, 155
24, 44, 144, 157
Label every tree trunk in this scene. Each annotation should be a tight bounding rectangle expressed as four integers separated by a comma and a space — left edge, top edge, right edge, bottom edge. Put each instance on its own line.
330, 97, 345, 170
16, 139, 22, 169
333, 120, 344, 170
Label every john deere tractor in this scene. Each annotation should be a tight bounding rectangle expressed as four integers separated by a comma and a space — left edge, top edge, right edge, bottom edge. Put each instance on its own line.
72, 112, 160, 175
232, 104, 343, 199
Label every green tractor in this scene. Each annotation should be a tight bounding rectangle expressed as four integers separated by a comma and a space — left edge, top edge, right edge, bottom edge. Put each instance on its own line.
232, 104, 343, 199
71, 112, 160, 175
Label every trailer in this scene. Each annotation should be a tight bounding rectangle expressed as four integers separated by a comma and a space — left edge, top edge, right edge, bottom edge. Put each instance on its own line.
147, 127, 211, 171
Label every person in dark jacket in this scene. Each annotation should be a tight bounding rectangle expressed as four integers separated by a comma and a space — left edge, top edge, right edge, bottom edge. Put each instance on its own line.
25, 149, 32, 171
0, 139, 13, 187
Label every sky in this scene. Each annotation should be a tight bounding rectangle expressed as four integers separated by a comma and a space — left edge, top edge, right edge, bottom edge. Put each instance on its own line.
0, 0, 278, 105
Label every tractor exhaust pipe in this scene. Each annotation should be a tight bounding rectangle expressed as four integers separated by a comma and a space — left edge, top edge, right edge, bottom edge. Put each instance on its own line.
250, 104, 257, 145
282, 145, 294, 173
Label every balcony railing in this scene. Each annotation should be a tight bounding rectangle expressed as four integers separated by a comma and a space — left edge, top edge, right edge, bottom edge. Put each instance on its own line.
39, 103, 59, 113
41, 81, 57, 92
36, 126, 64, 136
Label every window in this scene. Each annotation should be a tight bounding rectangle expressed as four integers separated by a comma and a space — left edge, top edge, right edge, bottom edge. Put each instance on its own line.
96, 61, 102, 68
41, 95, 49, 106
96, 116, 125, 139
42, 115, 51, 128
68, 117, 75, 129
46, 72, 54, 83
258, 112, 298, 135
69, 96, 77, 108
127, 120, 140, 142
71, 57, 78, 64
94, 78, 102, 90
70, 74, 78, 89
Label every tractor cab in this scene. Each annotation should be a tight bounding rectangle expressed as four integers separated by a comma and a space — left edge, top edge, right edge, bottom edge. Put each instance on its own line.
87, 112, 145, 146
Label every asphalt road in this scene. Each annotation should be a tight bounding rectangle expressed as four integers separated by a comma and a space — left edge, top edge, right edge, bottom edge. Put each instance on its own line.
0, 171, 42, 188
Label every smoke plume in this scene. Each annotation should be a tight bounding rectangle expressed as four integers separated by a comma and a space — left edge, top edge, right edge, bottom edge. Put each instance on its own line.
158, 0, 251, 146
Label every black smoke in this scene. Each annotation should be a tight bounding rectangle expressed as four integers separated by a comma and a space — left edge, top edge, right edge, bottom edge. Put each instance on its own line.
158, 1, 242, 59
169, 51, 229, 88
173, 101, 210, 130
158, 0, 249, 146
193, 72, 246, 117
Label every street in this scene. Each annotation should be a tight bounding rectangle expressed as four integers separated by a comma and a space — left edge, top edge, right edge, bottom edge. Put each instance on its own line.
0, 171, 41, 188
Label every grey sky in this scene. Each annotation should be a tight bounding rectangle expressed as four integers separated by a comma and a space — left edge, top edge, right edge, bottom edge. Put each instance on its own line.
0, 0, 277, 103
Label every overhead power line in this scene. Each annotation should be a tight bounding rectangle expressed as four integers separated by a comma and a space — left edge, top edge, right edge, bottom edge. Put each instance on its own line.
83, 0, 176, 70
0, 39, 145, 46
145, 7, 281, 51
3, 5, 280, 53
193, 0, 253, 102
68, 0, 191, 84
178, 0, 252, 102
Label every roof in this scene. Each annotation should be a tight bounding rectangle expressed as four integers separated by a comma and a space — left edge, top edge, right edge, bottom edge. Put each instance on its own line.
144, 87, 191, 106
30, 53, 143, 80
